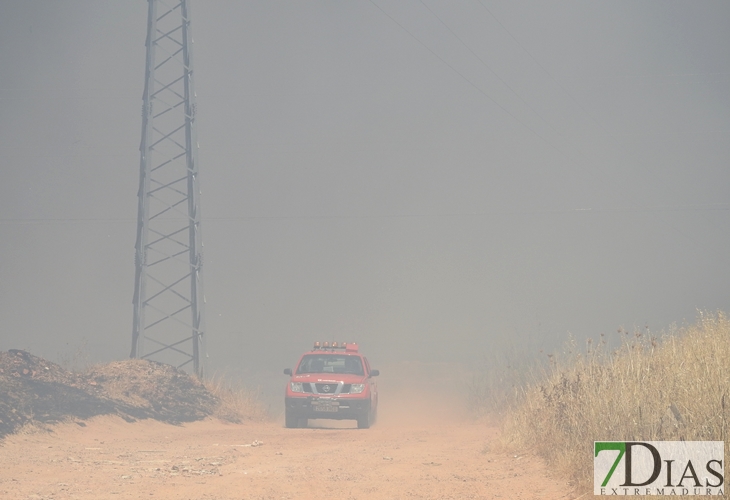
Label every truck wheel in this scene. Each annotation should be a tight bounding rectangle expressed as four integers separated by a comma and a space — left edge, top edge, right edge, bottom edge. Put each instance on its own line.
357, 413, 370, 429
285, 410, 298, 428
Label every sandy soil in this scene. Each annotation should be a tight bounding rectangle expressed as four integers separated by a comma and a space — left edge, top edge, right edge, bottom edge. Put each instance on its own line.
0, 398, 574, 500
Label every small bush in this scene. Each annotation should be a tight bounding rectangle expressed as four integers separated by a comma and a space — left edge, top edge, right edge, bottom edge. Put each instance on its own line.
204, 375, 268, 423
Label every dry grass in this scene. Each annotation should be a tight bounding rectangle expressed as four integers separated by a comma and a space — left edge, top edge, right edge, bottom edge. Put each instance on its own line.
12, 420, 54, 436
203, 375, 269, 423
467, 353, 537, 421
501, 311, 730, 492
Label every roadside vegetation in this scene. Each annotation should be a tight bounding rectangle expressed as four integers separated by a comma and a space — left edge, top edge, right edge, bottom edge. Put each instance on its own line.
203, 375, 269, 423
467, 343, 544, 421
473, 312, 730, 492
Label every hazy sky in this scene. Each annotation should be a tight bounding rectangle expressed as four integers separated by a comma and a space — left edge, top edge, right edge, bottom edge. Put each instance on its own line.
1, 1, 728, 380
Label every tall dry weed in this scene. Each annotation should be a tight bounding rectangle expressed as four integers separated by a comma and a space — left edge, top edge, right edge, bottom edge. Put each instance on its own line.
204, 375, 269, 423
57, 337, 91, 373
502, 311, 730, 492
467, 351, 543, 420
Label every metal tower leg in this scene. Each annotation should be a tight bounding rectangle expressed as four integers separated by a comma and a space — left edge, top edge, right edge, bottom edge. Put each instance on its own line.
132, 0, 205, 378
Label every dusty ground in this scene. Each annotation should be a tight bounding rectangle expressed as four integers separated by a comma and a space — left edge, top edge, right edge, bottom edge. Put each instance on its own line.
0, 398, 574, 500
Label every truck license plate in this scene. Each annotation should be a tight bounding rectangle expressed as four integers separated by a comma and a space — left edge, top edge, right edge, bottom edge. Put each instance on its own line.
312, 400, 339, 412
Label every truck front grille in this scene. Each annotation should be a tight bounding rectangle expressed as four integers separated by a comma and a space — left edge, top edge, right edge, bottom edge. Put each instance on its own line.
302, 382, 353, 394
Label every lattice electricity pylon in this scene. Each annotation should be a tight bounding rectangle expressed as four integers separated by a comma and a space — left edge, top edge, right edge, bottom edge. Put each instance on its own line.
131, 0, 205, 378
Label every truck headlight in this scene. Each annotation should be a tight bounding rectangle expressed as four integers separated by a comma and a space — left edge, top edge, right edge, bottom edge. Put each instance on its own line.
290, 382, 304, 393
350, 384, 365, 394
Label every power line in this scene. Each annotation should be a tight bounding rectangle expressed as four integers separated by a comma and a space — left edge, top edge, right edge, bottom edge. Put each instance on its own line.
1, 204, 727, 225
368, 0, 565, 157
475, 0, 724, 236
371, 1, 728, 251
418, 0, 563, 140
475, 0, 622, 145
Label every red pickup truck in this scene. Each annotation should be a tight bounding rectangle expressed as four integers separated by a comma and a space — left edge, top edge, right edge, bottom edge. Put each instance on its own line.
284, 342, 379, 429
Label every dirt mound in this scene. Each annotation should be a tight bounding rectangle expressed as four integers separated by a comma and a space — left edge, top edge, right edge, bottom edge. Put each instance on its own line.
0, 350, 219, 438
86, 359, 218, 422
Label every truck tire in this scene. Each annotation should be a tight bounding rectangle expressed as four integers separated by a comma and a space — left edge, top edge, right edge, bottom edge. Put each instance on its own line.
285, 410, 298, 428
357, 413, 371, 429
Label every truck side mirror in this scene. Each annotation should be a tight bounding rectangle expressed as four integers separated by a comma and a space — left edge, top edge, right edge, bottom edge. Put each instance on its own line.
370, 369, 380, 377
284, 368, 292, 375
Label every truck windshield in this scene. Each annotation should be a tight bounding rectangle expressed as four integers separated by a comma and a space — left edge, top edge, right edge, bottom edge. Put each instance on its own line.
296, 355, 364, 375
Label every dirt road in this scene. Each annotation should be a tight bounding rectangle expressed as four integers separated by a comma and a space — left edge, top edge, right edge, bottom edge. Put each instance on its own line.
0, 405, 571, 499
